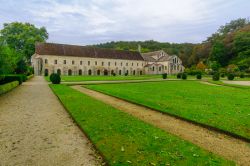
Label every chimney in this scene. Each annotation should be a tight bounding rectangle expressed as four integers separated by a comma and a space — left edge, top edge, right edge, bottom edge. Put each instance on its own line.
138, 44, 141, 53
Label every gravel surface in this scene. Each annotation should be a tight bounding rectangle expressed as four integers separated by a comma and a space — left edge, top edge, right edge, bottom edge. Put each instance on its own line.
73, 85, 250, 166
0, 77, 102, 166
223, 81, 250, 86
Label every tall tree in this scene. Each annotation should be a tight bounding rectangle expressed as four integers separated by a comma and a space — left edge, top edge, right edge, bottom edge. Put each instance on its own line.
209, 41, 227, 66
0, 22, 48, 60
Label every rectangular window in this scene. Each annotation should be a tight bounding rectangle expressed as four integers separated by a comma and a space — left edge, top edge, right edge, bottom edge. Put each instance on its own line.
88, 61, 90, 66
108, 62, 110, 66
132, 63, 133, 66
121, 62, 123, 66
72, 60, 74, 65
115, 62, 117, 66
102, 62, 104, 66
54, 60, 57, 64
126, 63, 128, 66
64, 60, 66, 64
137, 63, 139, 66
95, 61, 97, 65
80, 61, 83, 65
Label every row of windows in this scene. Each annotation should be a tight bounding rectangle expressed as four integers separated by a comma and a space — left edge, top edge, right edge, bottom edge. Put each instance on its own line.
44, 69, 143, 76
150, 66, 168, 71
45, 59, 144, 67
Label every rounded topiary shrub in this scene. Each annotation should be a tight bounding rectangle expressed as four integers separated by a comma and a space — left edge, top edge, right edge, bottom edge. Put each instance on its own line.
240, 73, 245, 78
162, 73, 167, 79
181, 73, 187, 80
227, 73, 235, 80
196, 73, 202, 79
213, 72, 220, 81
177, 73, 182, 79
50, 73, 61, 84
220, 73, 225, 78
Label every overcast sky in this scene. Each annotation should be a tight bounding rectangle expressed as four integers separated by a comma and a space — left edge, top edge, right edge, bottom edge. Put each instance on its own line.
0, 0, 249, 45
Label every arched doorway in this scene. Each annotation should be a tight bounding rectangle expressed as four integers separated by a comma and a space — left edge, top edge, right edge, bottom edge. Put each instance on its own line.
104, 69, 108, 76
44, 69, 49, 76
111, 70, 114, 75
88, 69, 92, 75
68, 69, 72, 76
57, 69, 61, 75
97, 70, 101, 75
140, 71, 143, 75
119, 70, 122, 75
133, 70, 136, 75
79, 69, 82, 75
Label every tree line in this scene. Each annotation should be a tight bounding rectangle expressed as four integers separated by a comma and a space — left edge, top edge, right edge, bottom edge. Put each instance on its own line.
94, 18, 250, 73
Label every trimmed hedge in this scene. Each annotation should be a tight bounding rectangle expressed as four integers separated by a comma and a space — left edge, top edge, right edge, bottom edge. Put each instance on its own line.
50, 73, 61, 84
0, 81, 19, 95
227, 73, 235, 80
162, 73, 167, 79
27, 74, 34, 80
0, 74, 28, 85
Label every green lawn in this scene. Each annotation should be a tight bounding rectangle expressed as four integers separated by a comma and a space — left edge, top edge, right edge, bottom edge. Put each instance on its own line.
50, 84, 233, 166
45, 75, 162, 82
85, 81, 250, 140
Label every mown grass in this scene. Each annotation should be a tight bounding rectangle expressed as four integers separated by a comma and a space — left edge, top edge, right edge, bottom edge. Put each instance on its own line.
85, 81, 250, 140
45, 75, 162, 82
50, 84, 233, 166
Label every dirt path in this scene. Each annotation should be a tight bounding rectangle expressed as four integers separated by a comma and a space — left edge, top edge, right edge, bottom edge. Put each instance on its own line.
0, 77, 102, 166
223, 81, 250, 86
72, 85, 250, 166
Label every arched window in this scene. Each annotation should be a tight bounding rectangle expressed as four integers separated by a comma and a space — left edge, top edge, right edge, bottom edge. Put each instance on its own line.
111, 70, 114, 75
44, 69, 49, 76
104, 69, 108, 76
119, 70, 122, 75
126, 70, 129, 75
140, 71, 143, 75
57, 69, 61, 75
68, 69, 72, 76
88, 69, 92, 75
133, 70, 136, 75
97, 70, 101, 75
153, 67, 155, 71
79, 69, 82, 75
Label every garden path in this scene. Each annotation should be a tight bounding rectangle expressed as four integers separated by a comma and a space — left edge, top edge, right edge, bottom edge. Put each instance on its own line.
72, 85, 250, 166
0, 77, 102, 166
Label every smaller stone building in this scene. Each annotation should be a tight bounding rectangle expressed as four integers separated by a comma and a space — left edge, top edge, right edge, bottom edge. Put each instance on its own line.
31, 43, 184, 76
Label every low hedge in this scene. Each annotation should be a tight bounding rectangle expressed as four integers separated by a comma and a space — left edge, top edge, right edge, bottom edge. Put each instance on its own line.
27, 74, 34, 80
0, 81, 19, 95
0, 74, 28, 85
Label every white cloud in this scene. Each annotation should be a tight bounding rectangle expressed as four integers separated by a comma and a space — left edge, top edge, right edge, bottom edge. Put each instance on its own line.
0, 0, 249, 44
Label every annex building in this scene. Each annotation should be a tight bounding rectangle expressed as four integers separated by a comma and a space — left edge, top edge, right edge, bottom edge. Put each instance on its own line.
32, 43, 184, 76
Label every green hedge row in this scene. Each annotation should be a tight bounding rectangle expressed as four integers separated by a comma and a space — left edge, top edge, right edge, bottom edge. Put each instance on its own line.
0, 74, 27, 85
0, 81, 19, 95
27, 74, 34, 80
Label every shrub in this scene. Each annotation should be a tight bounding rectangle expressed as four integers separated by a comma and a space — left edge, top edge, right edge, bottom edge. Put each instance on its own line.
162, 73, 167, 79
196, 73, 202, 79
0, 75, 23, 85
181, 73, 187, 80
125, 72, 128, 76
50, 73, 61, 84
227, 73, 235, 80
213, 72, 220, 81
112, 73, 116, 76
240, 73, 245, 78
220, 73, 225, 78
177, 73, 182, 79
0, 81, 19, 95
45, 72, 48, 76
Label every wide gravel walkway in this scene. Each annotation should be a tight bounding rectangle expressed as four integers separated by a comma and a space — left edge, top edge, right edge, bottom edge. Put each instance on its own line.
0, 77, 101, 166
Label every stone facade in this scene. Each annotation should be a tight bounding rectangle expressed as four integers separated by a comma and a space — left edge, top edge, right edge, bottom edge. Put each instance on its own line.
32, 43, 184, 76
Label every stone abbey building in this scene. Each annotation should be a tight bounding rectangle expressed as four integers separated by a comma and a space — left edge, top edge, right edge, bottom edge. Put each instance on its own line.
32, 43, 184, 76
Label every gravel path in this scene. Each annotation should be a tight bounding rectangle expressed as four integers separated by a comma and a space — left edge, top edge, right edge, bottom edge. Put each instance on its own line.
72, 85, 250, 166
0, 77, 102, 166
223, 81, 250, 86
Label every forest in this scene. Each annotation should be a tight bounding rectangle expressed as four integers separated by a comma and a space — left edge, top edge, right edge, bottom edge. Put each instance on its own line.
94, 18, 250, 73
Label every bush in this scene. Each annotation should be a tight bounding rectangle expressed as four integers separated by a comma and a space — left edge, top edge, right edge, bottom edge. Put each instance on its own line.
50, 73, 61, 84
177, 73, 182, 79
125, 72, 128, 76
213, 72, 220, 81
0, 81, 19, 95
240, 73, 245, 78
0, 75, 23, 85
227, 73, 235, 80
27, 74, 34, 80
112, 73, 116, 76
162, 73, 167, 79
220, 73, 225, 78
181, 73, 187, 80
196, 73, 202, 79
